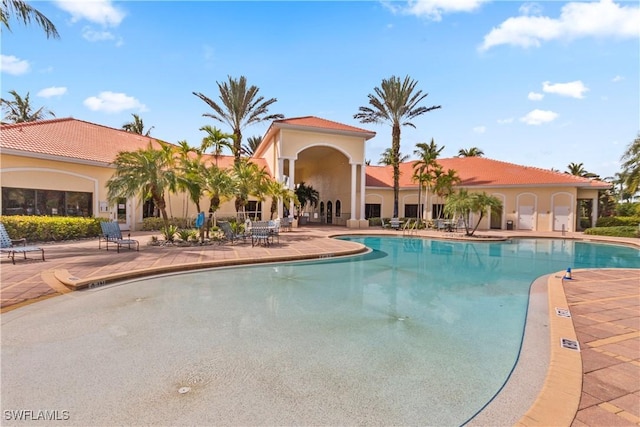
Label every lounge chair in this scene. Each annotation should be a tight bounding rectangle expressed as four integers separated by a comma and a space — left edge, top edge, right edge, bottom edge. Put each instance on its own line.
0, 223, 45, 264
99, 221, 139, 252
218, 221, 246, 244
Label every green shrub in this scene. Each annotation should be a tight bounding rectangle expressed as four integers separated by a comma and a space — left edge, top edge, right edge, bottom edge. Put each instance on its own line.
368, 217, 382, 227
596, 216, 640, 227
0, 216, 102, 242
615, 202, 640, 217
176, 228, 198, 242
584, 226, 640, 238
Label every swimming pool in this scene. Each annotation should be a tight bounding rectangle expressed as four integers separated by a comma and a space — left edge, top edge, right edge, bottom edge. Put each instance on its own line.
1, 237, 638, 425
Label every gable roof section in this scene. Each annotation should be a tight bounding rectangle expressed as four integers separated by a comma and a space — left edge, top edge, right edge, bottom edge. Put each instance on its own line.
366, 157, 610, 189
0, 117, 269, 172
255, 116, 376, 158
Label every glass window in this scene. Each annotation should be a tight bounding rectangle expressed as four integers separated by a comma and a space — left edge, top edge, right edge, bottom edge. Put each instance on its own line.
2, 187, 92, 217
365, 203, 381, 219
335, 200, 341, 217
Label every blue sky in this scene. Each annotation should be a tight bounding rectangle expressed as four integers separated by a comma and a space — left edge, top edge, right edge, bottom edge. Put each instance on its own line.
2, 0, 638, 179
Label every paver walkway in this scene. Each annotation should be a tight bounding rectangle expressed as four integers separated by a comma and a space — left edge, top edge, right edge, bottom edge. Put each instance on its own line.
1, 225, 638, 426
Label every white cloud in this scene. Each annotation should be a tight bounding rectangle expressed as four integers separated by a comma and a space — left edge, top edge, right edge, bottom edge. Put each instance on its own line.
82, 26, 115, 42
497, 118, 514, 124
612, 75, 624, 82
519, 2, 543, 16
54, 0, 125, 27
528, 92, 544, 101
542, 80, 589, 99
83, 91, 147, 113
392, 0, 491, 21
479, 0, 640, 51
37, 86, 68, 98
472, 125, 486, 134
520, 109, 558, 125
0, 55, 30, 75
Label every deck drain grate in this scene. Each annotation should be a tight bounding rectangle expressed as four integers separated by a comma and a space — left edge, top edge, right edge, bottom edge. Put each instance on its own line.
561, 338, 580, 351
555, 307, 572, 318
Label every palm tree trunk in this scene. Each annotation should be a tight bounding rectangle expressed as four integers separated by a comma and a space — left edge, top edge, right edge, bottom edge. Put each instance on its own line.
391, 123, 401, 218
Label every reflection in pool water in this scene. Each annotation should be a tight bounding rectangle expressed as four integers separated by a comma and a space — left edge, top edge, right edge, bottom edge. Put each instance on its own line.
1, 238, 638, 426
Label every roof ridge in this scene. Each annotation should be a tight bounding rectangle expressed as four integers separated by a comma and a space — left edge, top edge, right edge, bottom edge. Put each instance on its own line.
1, 117, 75, 128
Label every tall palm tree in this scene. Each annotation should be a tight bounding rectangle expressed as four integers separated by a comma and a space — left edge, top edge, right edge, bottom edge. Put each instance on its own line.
378, 147, 409, 165
354, 75, 441, 217
199, 125, 234, 165
106, 143, 178, 229
1, 0, 59, 38
122, 113, 154, 136
242, 135, 262, 157
193, 75, 284, 164
413, 139, 444, 222
458, 147, 484, 157
266, 180, 296, 219
432, 166, 460, 218
620, 133, 640, 195
1, 90, 55, 123
174, 140, 205, 215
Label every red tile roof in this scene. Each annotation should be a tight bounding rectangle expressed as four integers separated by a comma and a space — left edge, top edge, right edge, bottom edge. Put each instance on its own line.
366, 157, 610, 189
274, 116, 376, 137
0, 117, 268, 171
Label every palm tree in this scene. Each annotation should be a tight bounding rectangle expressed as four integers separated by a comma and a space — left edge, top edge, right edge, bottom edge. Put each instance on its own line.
1, 90, 55, 123
266, 180, 296, 219
106, 143, 178, 229
122, 113, 154, 136
458, 147, 484, 157
566, 162, 587, 176
413, 139, 444, 222
294, 182, 319, 218
231, 159, 268, 219
1, 0, 59, 38
620, 133, 640, 195
203, 164, 235, 230
199, 125, 234, 165
432, 167, 460, 218
444, 190, 502, 236
354, 75, 441, 217
193, 75, 284, 164
242, 135, 262, 157
174, 140, 205, 215
378, 147, 409, 165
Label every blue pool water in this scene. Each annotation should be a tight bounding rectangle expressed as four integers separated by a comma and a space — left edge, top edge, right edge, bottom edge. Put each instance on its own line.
1, 238, 638, 426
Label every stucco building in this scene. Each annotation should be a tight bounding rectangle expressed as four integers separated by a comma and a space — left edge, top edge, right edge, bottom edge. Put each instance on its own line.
1, 116, 608, 232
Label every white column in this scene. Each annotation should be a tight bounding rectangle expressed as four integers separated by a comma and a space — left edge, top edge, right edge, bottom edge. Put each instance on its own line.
592, 197, 598, 228
288, 158, 296, 217
350, 163, 357, 220
277, 158, 285, 218
359, 163, 366, 220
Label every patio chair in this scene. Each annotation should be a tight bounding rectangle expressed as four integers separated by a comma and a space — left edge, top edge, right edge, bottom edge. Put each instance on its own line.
99, 221, 139, 253
251, 225, 272, 247
390, 218, 401, 230
0, 223, 45, 264
281, 217, 292, 232
218, 221, 246, 245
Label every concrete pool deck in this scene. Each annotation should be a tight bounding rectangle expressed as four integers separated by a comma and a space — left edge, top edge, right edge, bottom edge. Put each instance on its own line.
1, 225, 638, 426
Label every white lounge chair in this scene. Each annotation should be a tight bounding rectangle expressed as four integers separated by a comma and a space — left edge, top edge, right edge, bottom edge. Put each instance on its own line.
0, 223, 45, 264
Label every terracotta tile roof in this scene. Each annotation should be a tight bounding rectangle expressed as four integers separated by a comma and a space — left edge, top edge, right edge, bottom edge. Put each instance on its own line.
366, 157, 610, 189
0, 117, 269, 172
274, 116, 376, 137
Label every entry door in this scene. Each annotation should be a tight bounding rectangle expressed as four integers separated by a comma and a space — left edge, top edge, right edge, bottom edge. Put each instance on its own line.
115, 197, 130, 230
517, 206, 534, 230
490, 205, 502, 229
326, 201, 333, 224
553, 206, 570, 231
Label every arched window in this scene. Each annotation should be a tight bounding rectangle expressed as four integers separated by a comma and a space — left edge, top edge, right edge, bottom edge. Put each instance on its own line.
335, 200, 341, 217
